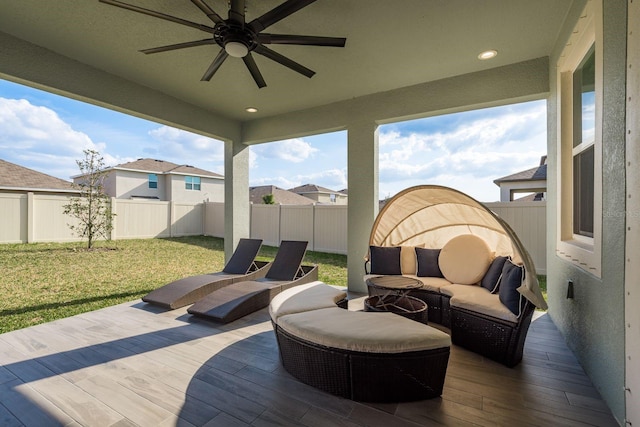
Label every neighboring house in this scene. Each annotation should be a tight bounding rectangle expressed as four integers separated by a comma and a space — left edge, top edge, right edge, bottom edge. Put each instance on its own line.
289, 184, 348, 205
249, 185, 314, 205
73, 158, 224, 203
493, 156, 547, 202
0, 159, 78, 195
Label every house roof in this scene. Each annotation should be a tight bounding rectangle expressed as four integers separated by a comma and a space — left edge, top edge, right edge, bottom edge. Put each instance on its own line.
289, 184, 338, 194
0, 159, 76, 192
250, 185, 314, 205
111, 158, 223, 179
493, 157, 547, 185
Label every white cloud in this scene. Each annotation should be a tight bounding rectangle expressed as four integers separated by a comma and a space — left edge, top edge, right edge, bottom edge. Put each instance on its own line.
378, 102, 547, 201
251, 138, 318, 165
0, 97, 113, 179
144, 125, 226, 174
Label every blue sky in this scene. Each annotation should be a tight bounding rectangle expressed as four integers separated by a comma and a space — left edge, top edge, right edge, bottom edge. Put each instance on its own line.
0, 78, 546, 202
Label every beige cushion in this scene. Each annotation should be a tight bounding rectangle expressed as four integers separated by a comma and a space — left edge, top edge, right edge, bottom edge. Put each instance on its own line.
450, 291, 518, 323
438, 234, 492, 285
269, 281, 347, 321
278, 307, 451, 353
400, 246, 418, 275
439, 283, 485, 298
406, 275, 452, 292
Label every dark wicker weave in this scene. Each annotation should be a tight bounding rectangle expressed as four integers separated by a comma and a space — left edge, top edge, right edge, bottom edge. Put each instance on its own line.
450, 300, 535, 367
408, 289, 443, 324
366, 276, 536, 366
364, 294, 428, 324
274, 324, 450, 402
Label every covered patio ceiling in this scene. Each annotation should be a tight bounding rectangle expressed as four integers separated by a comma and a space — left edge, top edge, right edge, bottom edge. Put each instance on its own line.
0, 0, 574, 142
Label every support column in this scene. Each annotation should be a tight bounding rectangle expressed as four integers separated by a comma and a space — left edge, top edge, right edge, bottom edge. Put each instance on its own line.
224, 139, 250, 261
347, 121, 379, 293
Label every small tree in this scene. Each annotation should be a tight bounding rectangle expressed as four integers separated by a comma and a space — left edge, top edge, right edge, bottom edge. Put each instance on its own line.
262, 193, 275, 204
63, 149, 115, 249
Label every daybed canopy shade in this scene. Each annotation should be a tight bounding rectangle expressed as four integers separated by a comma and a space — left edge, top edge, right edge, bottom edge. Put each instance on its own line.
369, 185, 547, 310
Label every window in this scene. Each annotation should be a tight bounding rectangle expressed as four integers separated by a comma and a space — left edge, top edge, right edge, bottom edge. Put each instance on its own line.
556, 0, 602, 277
185, 176, 201, 191
148, 173, 158, 189
572, 46, 595, 238
330, 193, 336, 203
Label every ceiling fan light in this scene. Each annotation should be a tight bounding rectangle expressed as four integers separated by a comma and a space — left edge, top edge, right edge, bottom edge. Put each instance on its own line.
225, 41, 248, 58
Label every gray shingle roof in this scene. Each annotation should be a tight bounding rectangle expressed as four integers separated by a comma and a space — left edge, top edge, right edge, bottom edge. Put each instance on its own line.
289, 183, 336, 194
250, 185, 315, 205
114, 158, 223, 178
493, 164, 547, 184
0, 159, 76, 192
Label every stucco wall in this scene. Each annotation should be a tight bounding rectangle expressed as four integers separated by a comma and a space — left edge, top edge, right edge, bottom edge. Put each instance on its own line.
112, 170, 165, 200
547, 0, 627, 422
167, 175, 224, 203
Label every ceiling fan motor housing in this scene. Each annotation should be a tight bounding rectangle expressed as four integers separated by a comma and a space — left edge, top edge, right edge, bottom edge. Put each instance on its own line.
214, 23, 257, 57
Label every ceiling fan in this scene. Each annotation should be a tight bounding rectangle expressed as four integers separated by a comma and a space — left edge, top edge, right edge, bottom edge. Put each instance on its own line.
99, 0, 346, 88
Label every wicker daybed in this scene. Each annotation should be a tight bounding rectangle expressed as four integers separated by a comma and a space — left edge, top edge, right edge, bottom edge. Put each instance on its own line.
364, 185, 547, 367
270, 282, 451, 402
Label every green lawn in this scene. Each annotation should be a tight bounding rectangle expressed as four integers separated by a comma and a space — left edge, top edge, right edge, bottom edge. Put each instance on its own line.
0, 236, 347, 334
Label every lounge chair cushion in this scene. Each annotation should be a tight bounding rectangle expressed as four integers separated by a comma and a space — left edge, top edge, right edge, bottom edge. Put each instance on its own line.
400, 246, 418, 275
269, 281, 347, 321
450, 290, 518, 323
415, 247, 444, 278
498, 259, 526, 316
481, 256, 509, 293
438, 234, 492, 285
278, 307, 451, 353
369, 246, 402, 275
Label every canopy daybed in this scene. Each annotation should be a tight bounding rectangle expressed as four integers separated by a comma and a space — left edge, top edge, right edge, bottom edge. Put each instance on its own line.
365, 185, 547, 367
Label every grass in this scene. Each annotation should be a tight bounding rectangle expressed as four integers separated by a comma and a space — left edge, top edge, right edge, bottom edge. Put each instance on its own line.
0, 236, 347, 334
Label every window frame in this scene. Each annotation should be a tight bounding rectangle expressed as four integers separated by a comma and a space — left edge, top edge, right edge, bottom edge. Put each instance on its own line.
556, 0, 602, 277
185, 176, 201, 191
148, 173, 158, 189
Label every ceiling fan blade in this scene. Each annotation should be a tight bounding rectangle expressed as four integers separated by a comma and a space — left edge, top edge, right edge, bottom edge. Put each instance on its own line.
229, 0, 246, 24
243, 54, 267, 88
258, 34, 346, 47
253, 45, 315, 78
141, 39, 216, 54
201, 50, 229, 81
249, 0, 317, 33
190, 0, 224, 24
99, 0, 214, 33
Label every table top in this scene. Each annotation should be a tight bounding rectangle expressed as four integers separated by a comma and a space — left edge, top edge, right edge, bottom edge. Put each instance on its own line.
366, 275, 422, 291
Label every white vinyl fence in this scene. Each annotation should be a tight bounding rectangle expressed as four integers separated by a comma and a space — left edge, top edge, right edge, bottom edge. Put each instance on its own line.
0, 193, 546, 272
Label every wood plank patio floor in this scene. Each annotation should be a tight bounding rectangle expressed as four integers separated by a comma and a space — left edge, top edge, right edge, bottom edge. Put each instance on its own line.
0, 297, 618, 426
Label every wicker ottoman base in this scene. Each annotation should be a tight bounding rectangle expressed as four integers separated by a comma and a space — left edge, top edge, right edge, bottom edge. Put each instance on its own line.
274, 326, 450, 402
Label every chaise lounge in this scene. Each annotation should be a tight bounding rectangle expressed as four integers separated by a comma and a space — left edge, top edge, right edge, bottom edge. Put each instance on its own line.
142, 238, 269, 309
188, 240, 318, 323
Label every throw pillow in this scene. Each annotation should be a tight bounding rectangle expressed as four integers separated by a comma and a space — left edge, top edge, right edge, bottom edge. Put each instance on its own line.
369, 246, 402, 275
498, 259, 525, 316
415, 247, 444, 277
481, 256, 509, 293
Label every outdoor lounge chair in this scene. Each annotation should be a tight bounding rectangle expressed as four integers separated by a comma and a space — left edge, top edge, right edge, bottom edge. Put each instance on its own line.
142, 238, 269, 309
187, 240, 318, 324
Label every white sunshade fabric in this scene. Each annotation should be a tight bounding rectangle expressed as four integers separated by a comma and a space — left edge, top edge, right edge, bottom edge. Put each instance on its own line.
369, 185, 547, 309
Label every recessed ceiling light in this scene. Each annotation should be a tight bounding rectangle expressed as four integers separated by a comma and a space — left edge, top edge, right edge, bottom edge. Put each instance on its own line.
478, 50, 498, 60
245, 107, 258, 113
